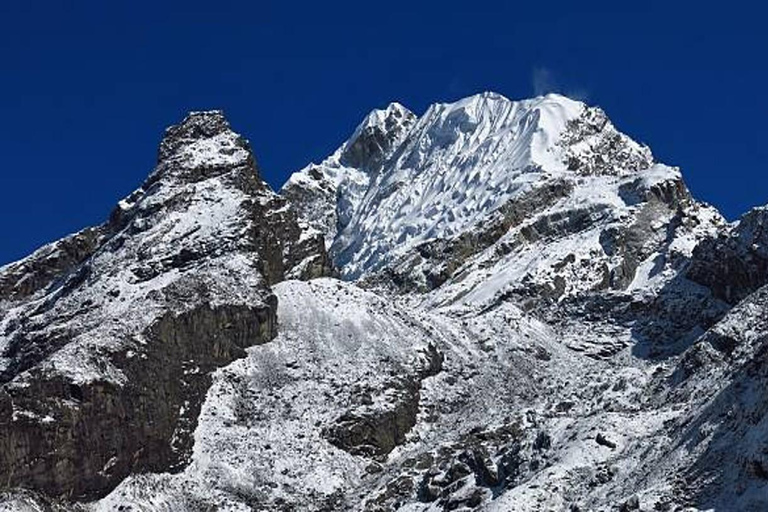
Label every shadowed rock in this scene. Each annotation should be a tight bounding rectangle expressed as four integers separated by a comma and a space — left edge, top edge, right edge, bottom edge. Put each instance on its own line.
0, 111, 331, 499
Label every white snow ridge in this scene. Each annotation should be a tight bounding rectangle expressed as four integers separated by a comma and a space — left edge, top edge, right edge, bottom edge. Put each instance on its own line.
1, 92, 767, 512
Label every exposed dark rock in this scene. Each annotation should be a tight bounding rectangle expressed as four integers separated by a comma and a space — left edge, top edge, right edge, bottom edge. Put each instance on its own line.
560, 106, 653, 177
247, 192, 335, 284
323, 378, 421, 458
595, 433, 617, 449
0, 228, 102, 302
364, 475, 415, 512
686, 206, 768, 305
618, 172, 691, 208
340, 104, 417, 171
280, 103, 416, 250
533, 431, 552, 451
0, 303, 275, 500
324, 345, 443, 458
619, 494, 641, 511
361, 422, 523, 510
0, 110, 331, 500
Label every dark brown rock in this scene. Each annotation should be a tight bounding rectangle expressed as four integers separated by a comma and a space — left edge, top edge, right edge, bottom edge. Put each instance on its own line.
324, 344, 443, 458
686, 206, 768, 305
0, 228, 102, 302
0, 110, 331, 501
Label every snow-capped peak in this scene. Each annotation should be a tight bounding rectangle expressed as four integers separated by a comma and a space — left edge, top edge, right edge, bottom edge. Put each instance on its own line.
352, 101, 413, 135
282, 90, 691, 294
398, 91, 585, 176
281, 102, 418, 246
326, 93, 595, 278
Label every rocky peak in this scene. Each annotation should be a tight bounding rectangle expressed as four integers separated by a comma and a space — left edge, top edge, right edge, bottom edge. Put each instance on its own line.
339, 102, 417, 170
352, 102, 414, 136
280, 102, 418, 248
0, 110, 331, 500
560, 104, 654, 177
279, 92, 723, 340
5, 93, 768, 512
158, 110, 234, 159
149, 110, 258, 190
0, 110, 257, 305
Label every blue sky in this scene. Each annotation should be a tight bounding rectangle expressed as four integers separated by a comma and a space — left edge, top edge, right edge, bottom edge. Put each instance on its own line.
1, 0, 766, 264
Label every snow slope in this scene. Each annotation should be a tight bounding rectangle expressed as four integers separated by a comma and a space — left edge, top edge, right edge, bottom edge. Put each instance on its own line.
333, 92, 586, 279
284, 92, 722, 309
88, 278, 612, 511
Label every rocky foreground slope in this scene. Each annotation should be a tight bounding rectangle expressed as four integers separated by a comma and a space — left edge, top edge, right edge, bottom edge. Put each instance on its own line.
1, 93, 768, 511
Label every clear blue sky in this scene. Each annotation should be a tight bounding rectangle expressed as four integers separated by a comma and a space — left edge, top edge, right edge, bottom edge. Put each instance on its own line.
1, 0, 766, 265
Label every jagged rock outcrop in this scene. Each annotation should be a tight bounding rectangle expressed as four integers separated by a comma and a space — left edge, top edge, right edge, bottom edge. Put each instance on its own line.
324, 343, 443, 458
338, 102, 417, 171
0, 228, 102, 302
637, 282, 768, 510
560, 104, 654, 177
686, 206, 768, 304
281, 103, 417, 247
0, 111, 330, 500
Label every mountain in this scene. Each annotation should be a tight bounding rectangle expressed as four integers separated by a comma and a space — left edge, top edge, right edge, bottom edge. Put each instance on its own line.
1, 92, 767, 511
0, 111, 331, 500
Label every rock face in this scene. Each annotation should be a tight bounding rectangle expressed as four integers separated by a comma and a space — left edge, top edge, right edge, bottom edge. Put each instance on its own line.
2, 92, 768, 512
0, 228, 101, 302
323, 342, 443, 458
281, 102, 417, 248
0, 111, 330, 500
686, 206, 768, 304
